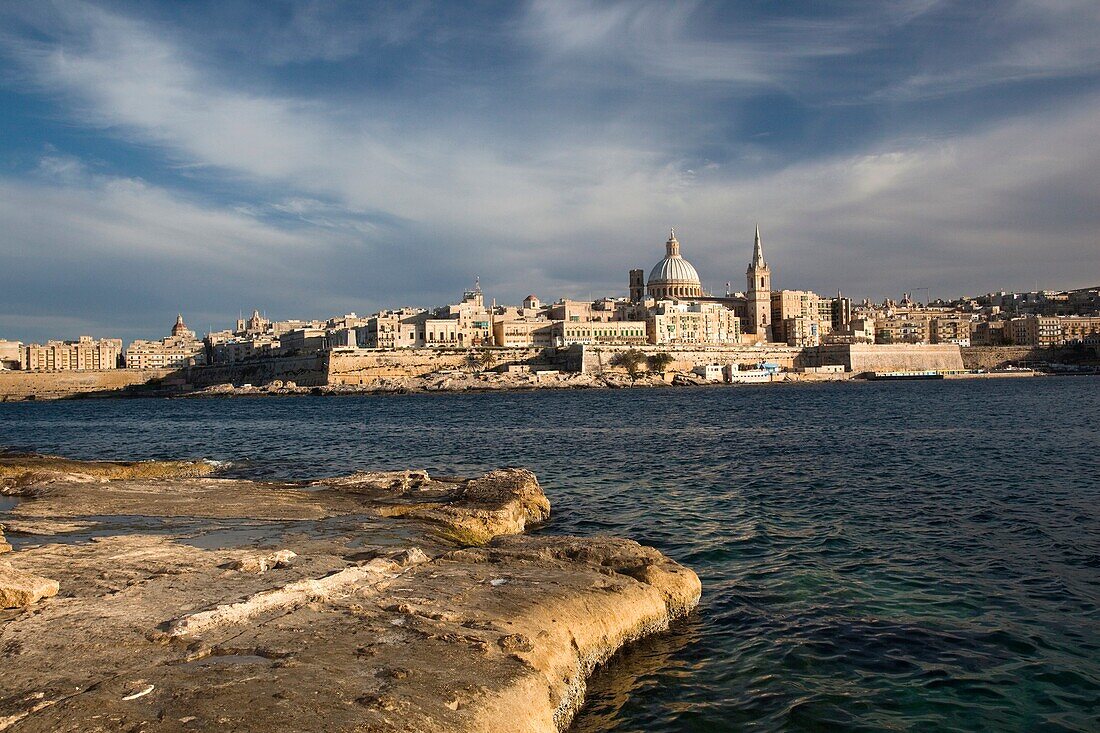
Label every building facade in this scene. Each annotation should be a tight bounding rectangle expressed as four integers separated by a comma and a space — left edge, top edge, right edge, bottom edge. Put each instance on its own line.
22, 336, 123, 371
648, 302, 741, 345
124, 314, 206, 369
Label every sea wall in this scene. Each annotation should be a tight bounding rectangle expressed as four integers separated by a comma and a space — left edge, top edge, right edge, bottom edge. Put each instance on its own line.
570, 344, 802, 375
325, 348, 560, 385
802, 344, 965, 373
0, 368, 176, 401
181, 354, 330, 388
960, 345, 1099, 370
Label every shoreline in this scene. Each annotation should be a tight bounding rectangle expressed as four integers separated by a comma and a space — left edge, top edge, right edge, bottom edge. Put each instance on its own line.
0, 453, 701, 732
0, 367, 1071, 403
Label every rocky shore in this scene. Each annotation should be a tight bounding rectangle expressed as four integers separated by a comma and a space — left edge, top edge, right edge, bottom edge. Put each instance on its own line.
185, 368, 848, 398
0, 453, 700, 732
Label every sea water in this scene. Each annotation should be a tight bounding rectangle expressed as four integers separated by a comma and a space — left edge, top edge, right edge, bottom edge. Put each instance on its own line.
2, 377, 1098, 732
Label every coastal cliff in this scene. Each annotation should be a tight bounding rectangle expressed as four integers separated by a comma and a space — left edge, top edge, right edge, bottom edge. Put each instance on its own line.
0, 454, 700, 732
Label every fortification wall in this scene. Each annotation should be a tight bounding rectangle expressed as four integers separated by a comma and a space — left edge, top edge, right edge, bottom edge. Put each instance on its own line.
803, 344, 964, 373
0, 368, 175, 401
326, 348, 558, 385
574, 344, 802, 375
960, 346, 1099, 369
182, 354, 330, 388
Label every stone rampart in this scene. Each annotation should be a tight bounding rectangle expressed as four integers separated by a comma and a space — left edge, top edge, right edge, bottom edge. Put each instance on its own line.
0, 369, 175, 401
182, 354, 330, 388
326, 348, 556, 385
572, 344, 802, 375
802, 344, 964, 373
960, 346, 1099, 370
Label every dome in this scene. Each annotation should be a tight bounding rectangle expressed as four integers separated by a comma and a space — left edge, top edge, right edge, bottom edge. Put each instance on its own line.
648, 255, 700, 285
647, 229, 702, 300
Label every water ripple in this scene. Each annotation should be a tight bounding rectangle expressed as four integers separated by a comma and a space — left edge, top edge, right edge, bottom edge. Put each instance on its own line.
2, 378, 1099, 731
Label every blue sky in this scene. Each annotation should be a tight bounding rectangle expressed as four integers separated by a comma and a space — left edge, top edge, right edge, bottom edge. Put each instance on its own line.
2, 0, 1099, 342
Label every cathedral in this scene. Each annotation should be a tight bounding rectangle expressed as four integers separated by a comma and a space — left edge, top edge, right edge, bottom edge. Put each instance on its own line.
630, 226, 774, 340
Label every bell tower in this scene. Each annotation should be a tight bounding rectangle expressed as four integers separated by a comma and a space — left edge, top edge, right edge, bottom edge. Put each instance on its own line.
746, 224, 772, 340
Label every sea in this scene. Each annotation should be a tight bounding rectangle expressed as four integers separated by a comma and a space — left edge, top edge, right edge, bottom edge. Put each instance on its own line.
2, 377, 1098, 732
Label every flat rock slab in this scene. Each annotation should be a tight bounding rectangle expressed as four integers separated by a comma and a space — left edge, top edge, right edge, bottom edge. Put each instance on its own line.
0, 455, 700, 732
0, 562, 59, 608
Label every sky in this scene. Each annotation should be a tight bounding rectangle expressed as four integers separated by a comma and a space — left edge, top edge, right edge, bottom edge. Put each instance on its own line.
1, 0, 1099, 343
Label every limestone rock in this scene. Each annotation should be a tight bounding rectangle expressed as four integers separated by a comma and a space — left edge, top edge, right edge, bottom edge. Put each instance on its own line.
1, 519, 98, 536
229, 549, 297, 573
0, 562, 59, 608
322, 469, 432, 492
0, 453, 216, 494
413, 468, 551, 544
0, 454, 699, 733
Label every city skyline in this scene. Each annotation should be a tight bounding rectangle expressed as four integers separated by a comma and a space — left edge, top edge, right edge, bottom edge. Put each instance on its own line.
2, 1, 1100, 343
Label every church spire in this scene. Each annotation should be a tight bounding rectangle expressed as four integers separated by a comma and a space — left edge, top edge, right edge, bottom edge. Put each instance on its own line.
751, 224, 765, 268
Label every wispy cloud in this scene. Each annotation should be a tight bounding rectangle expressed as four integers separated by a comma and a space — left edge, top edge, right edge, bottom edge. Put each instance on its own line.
0, 0, 1098, 342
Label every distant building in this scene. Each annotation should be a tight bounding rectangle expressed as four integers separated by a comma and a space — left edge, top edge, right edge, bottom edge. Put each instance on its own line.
492, 318, 555, 348
552, 320, 648, 346
971, 320, 1006, 346
277, 327, 328, 355
363, 309, 425, 349
22, 336, 122, 371
745, 226, 773, 340
823, 318, 875, 345
648, 301, 740, 345
875, 315, 931, 344
1006, 315, 1100, 346
930, 316, 972, 346
0, 340, 21, 370
647, 229, 703, 301
125, 314, 206, 369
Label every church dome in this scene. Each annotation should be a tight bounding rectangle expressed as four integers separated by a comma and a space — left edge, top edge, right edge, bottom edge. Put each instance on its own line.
647, 229, 702, 300
649, 255, 700, 285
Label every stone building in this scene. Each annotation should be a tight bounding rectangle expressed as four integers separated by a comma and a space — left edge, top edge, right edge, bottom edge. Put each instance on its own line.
646, 230, 703, 301
823, 318, 875, 345
745, 225, 772, 340
628, 225, 779, 343
124, 314, 206, 369
929, 316, 972, 346
276, 327, 328, 354
363, 309, 425, 349
207, 335, 280, 364
875, 315, 931, 344
971, 320, 1006, 346
1006, 315, 1100, 346
552, 320, 648, 346
492, 319, 555, 348
22, 336, 122, 371
0, 340, 21, 370
648, 302, 741, 345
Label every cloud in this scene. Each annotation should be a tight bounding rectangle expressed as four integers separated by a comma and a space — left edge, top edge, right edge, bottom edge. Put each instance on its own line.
0, 0, 1098, 342
0, 158, 371, 341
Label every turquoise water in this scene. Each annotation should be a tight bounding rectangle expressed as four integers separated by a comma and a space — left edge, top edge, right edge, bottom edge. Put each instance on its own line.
2, 378, 1098, 731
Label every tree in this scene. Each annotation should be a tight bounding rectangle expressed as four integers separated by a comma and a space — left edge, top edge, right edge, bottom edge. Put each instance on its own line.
646, 352, 674, 373
466, 348, 495, 373
610, 349, 647, 380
